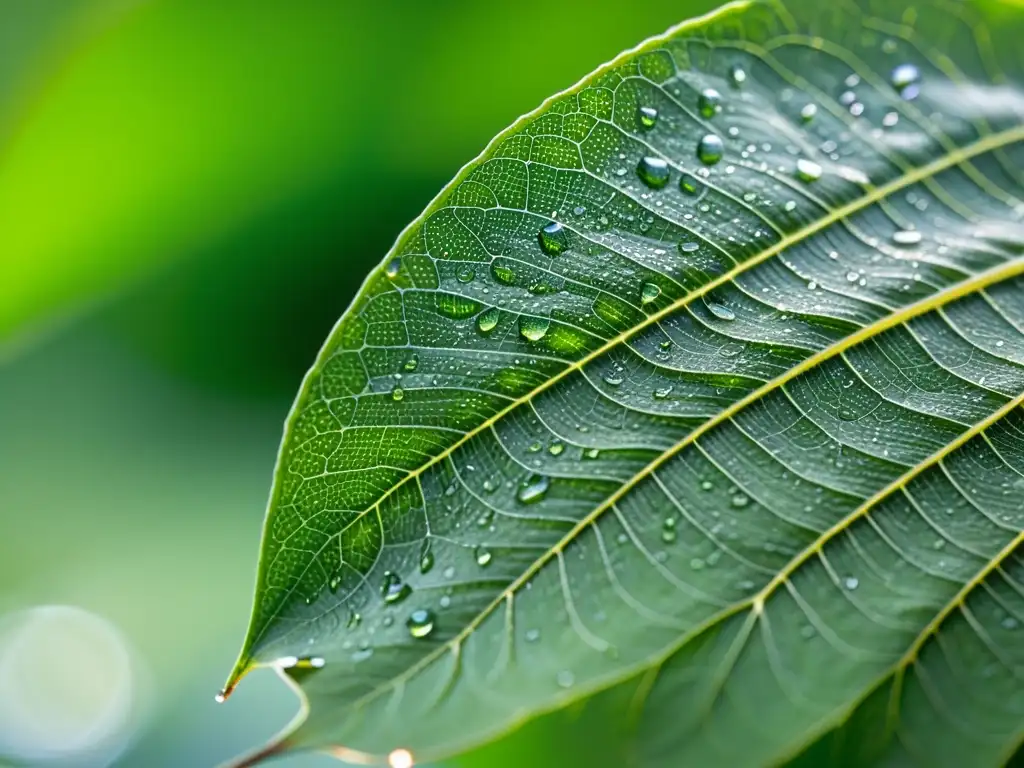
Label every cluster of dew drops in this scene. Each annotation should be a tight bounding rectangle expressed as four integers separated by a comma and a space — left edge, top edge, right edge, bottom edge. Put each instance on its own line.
226, 60, 934, 698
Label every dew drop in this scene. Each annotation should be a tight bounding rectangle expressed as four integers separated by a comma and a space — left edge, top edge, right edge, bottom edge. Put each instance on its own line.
697, 134, 724, 165
729, 65, 747, 86
475, 547, 493, 567
638, 105, 658, 129
214, 691, 227, 704
640, 282, 662, 305
419, 542, 434, 574
679, 241, 699, 253
347, 611, 362, 629
1002, 616, 1019, 630
385, 257, 402, 279
519, 316, 550, 342
406, 609, 436, 639
892, 229, 922, 246
391, 386, 404, 402
689, 557, 705, 571
800, 103, 817, 122
329, 573, 342, 593
518, 473, 550, 504
731, 493, 749, 508
538, 221, 569, 256
442, 566, 455, 580
637, 156, 671, 189
846, 271, 860, 283
795, 158, 822, 182
679, 173, 702, 196
583, 448, 600, 460
477, 307, 500, 334
403, 355, 419, 372
698, 87, 722, 118
491, 262, 516, 285
890, 63, 921, 99
653, 386, 673, 400
456, 267, 475, 284
556, 670, 575, 688
525, 628, 541, 642
381, 572, 412, 604
844, 576, 859, 590
700, 480, 713, 491
705, 299, 736, 321
548, 440, 565, 456
389, 749, 414, 768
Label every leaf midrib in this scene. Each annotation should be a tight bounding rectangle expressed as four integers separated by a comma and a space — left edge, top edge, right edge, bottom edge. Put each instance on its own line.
301, 124, 1024, 724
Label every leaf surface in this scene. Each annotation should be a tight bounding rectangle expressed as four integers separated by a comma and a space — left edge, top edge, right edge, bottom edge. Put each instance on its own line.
227, 0, 1024, 765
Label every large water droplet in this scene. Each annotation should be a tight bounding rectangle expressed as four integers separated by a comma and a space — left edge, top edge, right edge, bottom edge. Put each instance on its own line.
698, 87, 722, 118
795, 158, 822, 182
890, 63, 920, 99
477, 307, 500, 334
636, 156, 670, 189
407, 609, 436, 639
697, 134, 724, 165
538, 221, 569, 256
391, 386, 405, 402
519, 316, 550, 342
892, 229, 922, 246
638, 105, 658, 129
640, 282, 661, 305
679, 173, 702, 196
475, 547, 493, 567
518, 473, 550, 504
381, 572, 412, 604
385, 257, 402, 279
491, 262, 516, 285
705, 299, 736, 321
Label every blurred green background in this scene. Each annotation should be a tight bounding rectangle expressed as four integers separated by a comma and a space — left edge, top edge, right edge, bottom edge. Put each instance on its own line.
0, 1, 717, 765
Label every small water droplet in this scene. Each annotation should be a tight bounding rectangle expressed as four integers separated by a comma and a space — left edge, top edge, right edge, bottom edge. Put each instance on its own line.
653, 385, 673, 400
442, 566, 455, 580
329, 573, 342, 593
538, 221, 569, 256
882, 111, 899, 127
638, 105, 658, 129
700, 480, 713, 491
698, 87, 722, 118
846, 271, 860, 283
800, 103, 817, 122
844, 576, 859, 590
705, 299, 736, 321
406, 609, 436, 638
475, 547, 493, 567
679, 241, 699, 253
689, 557, 705, 570
525, 628, 540, 642
382, 571, 412, 604
729, 65, 747, 86
214, 690, 227, 704
548, 440, 565, 456
403, 355, 419, 372
456, 267, 475, 284
518, 474, 550, 504
731, 493, 749, 508
347, 611, 362, 629
419, 542, 434, 574
892, 229, 922, 246
637, 156, 671, 189
1002, 616, 1019, 630
391, 386, 405, 402
519, 316, 550, 342
477, 307, 500, 334
697, 134, 724, 165
556, 670, 575, 688
583, 448, 600, 460
795, 158, 822, 182
679, 173, 702, 195
385, 257, 402, 279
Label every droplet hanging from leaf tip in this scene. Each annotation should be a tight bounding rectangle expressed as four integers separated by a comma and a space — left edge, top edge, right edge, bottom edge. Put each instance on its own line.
389, 748, 415, 768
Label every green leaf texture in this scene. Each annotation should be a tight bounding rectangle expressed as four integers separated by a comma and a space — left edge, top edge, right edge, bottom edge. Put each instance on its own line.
226, 0, 1024, 765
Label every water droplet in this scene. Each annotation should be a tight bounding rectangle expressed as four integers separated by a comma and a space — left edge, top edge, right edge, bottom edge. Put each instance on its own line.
636, 156, 671, 189
882, 111, 899, 128
347, 611, 362, 629
892, 229, 922, 246
214, 690, 228, 704
519, 316, 550, 342
1002, 616, 1019, 630
456, 267, 475, 284
391, 386, 405, 402
556, 670, 575, 688
729, 65, 747, 86
653, 386, 673, 400
638, 105, 658, 129
800, 624, 816, 639
700, 480, 713, 491
491, 262, 516, 285
583, 448, 600, 460
731, 493, 749, 508
890, 63, 920, 99
846, 271, 860, 283
603, 368, 624, 387
403, 355, 419, 372
697, 134, 724, 165
527, 441, 542, 453
679, 241, 699, 253
525, 628, 540, 642
639, 282, 662, 306
795, 158, 822, 182
538, 221, 569, 256
477, 307, 500, 334
475, 547, 493, 567
442, 566, 455, 580
548, 440, 565, 456
389, 749, 415, 768
800, 103, 817, 121
690, 557, 705, 570
705, 299, 736, 321
679, 173, 702, 195
419, 542, 434, 574
406, 609, 436, 639
518, 474, 550, 504
844, 576, 859, 590
329, 573, 341, 592
385, 257, 402, 279
698, 87, 722, 118
382, 615, 394, 627
381, 571, 412, 604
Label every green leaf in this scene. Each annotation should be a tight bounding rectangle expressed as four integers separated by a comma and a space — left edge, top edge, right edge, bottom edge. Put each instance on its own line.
226, 0, 1024, 765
